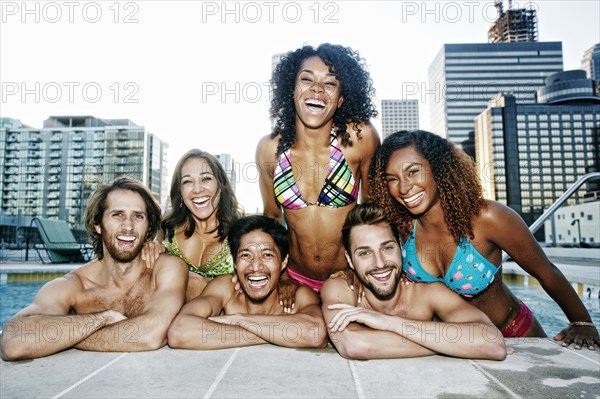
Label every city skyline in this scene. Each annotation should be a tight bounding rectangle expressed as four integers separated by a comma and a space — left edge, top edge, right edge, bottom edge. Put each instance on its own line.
1, 0, 598, 212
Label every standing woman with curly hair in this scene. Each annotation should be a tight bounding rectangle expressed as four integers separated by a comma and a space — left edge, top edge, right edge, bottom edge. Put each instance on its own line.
161, 149, 243, 301
369, 130, 599, 349
256, 43, 379, 297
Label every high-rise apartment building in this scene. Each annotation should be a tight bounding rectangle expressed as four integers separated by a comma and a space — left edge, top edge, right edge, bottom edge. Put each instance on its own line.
580, 43, 600, 82
429, 41, 564, 148
215, 153, 237, 193
0, 116, 168, 229
474, 71, 599, 226
380, 99, 419, 140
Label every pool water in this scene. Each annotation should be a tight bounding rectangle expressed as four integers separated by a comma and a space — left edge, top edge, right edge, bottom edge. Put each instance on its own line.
1, 281, 46, 327
1, 279, 599, 336
506, 283, 600, 337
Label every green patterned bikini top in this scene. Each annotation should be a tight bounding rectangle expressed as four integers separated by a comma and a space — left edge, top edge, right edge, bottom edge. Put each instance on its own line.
163, 233, 235, 278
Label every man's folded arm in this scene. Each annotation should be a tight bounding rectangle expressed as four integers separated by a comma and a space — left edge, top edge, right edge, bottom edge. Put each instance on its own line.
167, 275, 267, 349
0, 276, 120, 360
321, 278, 435, 360
76, 255, 188, 352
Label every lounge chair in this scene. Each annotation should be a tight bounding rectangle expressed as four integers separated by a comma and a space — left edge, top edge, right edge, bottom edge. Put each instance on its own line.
29, 218, 92, 263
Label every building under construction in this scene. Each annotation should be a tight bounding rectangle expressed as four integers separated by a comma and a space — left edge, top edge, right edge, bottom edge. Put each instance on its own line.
488, 0, 538, 43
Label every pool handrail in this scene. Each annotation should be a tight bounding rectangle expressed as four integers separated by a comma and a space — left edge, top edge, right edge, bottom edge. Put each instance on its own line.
502, 172, 600, 263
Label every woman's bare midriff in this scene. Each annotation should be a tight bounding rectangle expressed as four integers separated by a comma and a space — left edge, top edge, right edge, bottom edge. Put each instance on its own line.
284, 205, 355, 281
471, 275, 546, 337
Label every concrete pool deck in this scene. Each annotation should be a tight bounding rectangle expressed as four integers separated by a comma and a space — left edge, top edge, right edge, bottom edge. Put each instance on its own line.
1, 251, 599, 398
1, 339, 599, 398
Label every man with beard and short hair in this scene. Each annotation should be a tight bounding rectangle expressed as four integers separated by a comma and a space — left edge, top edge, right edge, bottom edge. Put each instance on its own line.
320, 202, 507, 360
167, 215, 327, 349
1, 177, 188, 361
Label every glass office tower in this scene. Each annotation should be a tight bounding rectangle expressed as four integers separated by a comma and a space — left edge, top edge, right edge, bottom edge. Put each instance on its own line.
429, 42, 563, 148
474, 71, 600, 226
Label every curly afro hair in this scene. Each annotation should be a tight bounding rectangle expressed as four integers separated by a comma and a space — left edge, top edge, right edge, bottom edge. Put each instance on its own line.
368, 130, 486, 243
270, 43, 377, 155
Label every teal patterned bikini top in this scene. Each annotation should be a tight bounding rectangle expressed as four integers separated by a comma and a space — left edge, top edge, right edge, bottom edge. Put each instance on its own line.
163, 232, 235, 278
402, 221, 499, 298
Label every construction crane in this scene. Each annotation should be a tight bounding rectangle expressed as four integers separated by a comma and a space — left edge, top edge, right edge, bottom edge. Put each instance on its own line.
495, 0, 503, 15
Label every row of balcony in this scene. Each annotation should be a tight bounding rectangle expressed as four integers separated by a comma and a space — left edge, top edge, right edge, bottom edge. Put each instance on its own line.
7, 135, 43, 143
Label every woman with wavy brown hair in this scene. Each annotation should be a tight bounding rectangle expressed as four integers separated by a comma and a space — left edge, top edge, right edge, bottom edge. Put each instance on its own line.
369, 130, 598, 348
161, 149, 243, 301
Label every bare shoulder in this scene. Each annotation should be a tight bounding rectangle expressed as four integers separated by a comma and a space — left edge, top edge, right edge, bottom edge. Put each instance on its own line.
345, 121, 380, 163
209, 275, 239, 310
14, 269, 85, 316
417, 281, 460, 303
204, 274, 235, 296
256, 134, 279, 156
294, 285, 320, 306
43, 271, 85, 293
320, 276, 356, 305
256, 134, 280, 170
347, 121, 379, 143
474, 200, 526, 237
478, 200, 514, 220
153, 253, 188, 279
185, 275, 234, 307
156, 252, 187, 269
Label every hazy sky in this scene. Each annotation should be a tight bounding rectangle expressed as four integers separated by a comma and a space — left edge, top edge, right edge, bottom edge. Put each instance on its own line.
2, 0, 599, 212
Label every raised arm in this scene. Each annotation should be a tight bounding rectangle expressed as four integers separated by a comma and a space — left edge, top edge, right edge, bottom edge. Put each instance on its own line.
75, 254, 188, 352
0, 275, 124, 361
256, 134, 283, 222
211, 286, 327, 348
481, 201, 599, 349
354, 122, 380, 202
321, 277, 435, 360
167, 275, 266, 349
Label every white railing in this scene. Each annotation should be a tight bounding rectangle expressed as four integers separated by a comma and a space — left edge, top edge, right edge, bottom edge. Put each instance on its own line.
502, 172, 600, 263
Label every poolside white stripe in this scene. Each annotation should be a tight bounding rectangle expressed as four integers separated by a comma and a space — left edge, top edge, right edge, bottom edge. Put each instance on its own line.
203, 348, 240, 399
564, 347, 600, 366
348, 360, 365, 399
547, 339, 600, 366
469, 360, 521, 399
52, 353, 128, 399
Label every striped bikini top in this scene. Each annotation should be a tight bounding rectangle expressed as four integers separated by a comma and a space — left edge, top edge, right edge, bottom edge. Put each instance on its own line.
273, 131, 359, 210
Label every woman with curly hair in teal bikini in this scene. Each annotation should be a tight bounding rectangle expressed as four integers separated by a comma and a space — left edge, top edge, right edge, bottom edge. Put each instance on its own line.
369, 130, 599, 349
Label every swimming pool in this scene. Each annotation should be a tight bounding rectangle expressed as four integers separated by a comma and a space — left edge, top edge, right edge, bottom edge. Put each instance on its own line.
1, 277, 599, 336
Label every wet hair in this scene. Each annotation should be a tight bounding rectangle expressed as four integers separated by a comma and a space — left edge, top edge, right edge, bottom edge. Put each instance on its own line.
341, 202, 400, 253
227, 215, 289, 263
161, 149, 243, 241
368, 130, 486, 243
270, 43, 377, 155
84, 176, 161, 260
